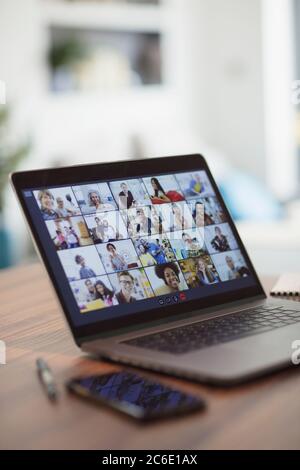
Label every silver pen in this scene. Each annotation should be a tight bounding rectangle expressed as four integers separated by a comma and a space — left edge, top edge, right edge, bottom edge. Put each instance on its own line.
36, 357, 58, 401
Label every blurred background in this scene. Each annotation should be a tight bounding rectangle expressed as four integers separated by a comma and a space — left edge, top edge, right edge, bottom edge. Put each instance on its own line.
0, 0, 300, 275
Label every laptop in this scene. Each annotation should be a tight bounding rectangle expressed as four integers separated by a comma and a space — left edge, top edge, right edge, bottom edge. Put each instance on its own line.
11, 154, 300, 385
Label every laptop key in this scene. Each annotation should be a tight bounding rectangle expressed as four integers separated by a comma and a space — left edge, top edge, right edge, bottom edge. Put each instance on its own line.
124, 306, 300, 354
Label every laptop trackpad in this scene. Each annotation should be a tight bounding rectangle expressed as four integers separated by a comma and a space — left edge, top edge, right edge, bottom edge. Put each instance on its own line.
192, 324, 300, 382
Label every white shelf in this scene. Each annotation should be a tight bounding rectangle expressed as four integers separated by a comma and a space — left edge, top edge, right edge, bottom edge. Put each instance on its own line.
40, 0, 165, 33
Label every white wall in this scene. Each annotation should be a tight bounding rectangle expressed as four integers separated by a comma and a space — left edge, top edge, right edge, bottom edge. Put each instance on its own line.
0, 0, 45, 140
262, 0, 297, 200
178, 0, 266, 179
0, 0, 44, 262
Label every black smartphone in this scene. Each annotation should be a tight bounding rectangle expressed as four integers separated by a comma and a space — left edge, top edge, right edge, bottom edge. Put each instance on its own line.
66, 370, 206, 421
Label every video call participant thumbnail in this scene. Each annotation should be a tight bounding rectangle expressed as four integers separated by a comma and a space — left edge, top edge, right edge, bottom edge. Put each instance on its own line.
211, 226, 230, 252
195, 256, 220, 285
35, 189, 59, 221
95, 217, 115, 242
188, 197, 227, 227
159, 201, 195, 232
58, 245, 105, 282
205, 223, 238, 255
94, 279, 118, 307
211, 250, 250, 282
123, 206, 164, 238
109, 269, 154, 304
135, 237, 176, 267
115, 271, 137, 304
84, 212, 128, 244
175, 171, 215, 199
88, 190, 115, 212
82, 276, 118, 307
96, 239, 141, 274
143, 175, 185, 205
167, 229, 206, 260
106, 242, 128, 272
84, 279, 97, 302
34, 187, 81, 221
136, 242, 157, 267
109, 179, 150, 210
92, 216, 117, 243
46, 216, 93, 251
135, 207, 152, 236
225, 254, 250, 280
72, 183, 117, 215
193, 197, 227, 226
70, 274, 119, 312
189, 200, 205, 227
118, 182, 135, 209
75, 255, 97, 279
179, 256, 220, 289
145, 262, 187, 296
149, 177, 172, 204
55, 196, 79, 218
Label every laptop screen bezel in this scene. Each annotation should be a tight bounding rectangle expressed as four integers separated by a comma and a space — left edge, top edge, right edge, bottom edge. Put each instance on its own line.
11, 154, 266, 344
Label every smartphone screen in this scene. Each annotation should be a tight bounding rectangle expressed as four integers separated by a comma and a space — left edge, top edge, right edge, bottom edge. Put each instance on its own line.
67, 371, 205, 421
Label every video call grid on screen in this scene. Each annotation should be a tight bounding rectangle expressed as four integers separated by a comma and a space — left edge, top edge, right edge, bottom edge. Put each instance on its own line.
28, 170, 253, 319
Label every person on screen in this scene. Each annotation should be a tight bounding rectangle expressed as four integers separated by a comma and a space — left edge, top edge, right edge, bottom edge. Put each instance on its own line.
106, 243, 128, 271
138, 243, 157, 266
115, 271, 137, 304
54, 229, 68, 250
84, 279, 97, 302
216, 209, 226, 224
64, 226, 80, 248
93, 217, 104, 242
102, 219, 117, 242
204, 212, 215, 225
94, 280, 118, 306
192, 201, 205, 227
136, 208, 152, 236
188, 173, 206, 196
37, 189, 59, 220
192, 201, 214, 226
226, 256, 241, 280
150, 178, 171, 203
151, 211, 163, 235
161, 238, 176, 262
143, 239, 166, 264
211, 226, 230, 253
181, 233, 202, 258
170, 204, 189, 231
118, 182, 135, 209
56, 197, 76, 218
155, 262, 184, 294
226, 256, 250, 280
75, 255, 96, 279
196, 258, 219, 286
65, 193, 78, 213
88, 190, 115, 212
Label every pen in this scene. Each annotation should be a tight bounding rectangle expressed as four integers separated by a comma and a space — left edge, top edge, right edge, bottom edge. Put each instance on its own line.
36, 357, 58, 401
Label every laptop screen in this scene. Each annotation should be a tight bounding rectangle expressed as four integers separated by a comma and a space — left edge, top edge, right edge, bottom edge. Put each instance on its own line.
21, 167, 258, 330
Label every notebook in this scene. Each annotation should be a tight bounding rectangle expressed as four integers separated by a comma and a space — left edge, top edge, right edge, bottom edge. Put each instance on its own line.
270, 273, 300, 297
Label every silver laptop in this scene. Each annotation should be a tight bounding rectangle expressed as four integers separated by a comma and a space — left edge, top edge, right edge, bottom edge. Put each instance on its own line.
11, 154, 300, 385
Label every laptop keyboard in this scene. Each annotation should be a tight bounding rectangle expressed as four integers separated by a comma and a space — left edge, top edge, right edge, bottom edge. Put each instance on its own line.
124, 305, 300, 355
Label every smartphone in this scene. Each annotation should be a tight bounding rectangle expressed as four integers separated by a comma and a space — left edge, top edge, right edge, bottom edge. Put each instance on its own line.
66, 370, 206, 421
